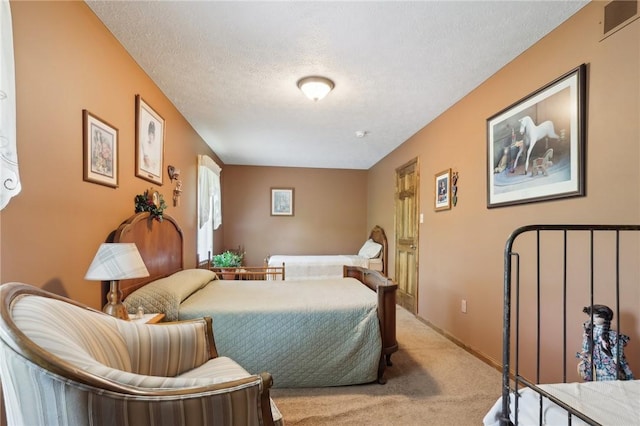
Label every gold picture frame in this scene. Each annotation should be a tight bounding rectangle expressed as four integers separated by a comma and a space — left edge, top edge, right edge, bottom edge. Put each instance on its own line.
271, 188, 294, 216
135, 95, 165, 185
434, 169, 451, 211
82, 110, 118, 188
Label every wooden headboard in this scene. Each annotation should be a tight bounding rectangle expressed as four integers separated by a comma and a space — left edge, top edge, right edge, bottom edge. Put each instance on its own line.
369, 225, 388, 275
102, 212, 184, 302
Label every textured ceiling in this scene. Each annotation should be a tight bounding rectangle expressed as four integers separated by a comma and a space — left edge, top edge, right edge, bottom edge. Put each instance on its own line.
86, 1, 588, 170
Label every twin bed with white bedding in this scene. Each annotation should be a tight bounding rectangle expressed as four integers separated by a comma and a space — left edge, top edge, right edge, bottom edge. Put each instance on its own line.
483, 225, 640, 426
484, 379, 640, 425
267, 225, 388, 280
108, 213, 398, 388
267, 254, 381, 281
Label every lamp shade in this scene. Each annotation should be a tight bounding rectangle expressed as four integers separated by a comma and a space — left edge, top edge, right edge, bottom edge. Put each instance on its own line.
297, 76, 334, 101
85, 243, 149, 281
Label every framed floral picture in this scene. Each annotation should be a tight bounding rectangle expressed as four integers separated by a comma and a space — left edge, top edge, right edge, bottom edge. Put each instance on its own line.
83, 110, 118, 188
135, 95, 165, 185
271, 188, 294, 216
434, 169, 451, 211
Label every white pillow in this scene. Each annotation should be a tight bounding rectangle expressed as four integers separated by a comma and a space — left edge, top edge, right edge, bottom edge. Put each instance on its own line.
358, 239, 383, 259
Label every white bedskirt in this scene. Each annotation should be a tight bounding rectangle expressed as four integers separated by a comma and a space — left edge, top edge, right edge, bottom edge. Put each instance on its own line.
268, 254, 376, 280
483, 379, 640, 426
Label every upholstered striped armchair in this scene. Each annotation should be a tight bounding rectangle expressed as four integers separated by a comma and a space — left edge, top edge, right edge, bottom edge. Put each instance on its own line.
0, 282, 282, 426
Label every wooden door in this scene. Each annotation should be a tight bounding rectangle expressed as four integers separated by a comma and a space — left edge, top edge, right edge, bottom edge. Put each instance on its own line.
395, 158, 419, 314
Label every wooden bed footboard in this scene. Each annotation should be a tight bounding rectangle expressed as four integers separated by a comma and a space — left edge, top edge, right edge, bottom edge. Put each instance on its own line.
199, 252, 285, 280
207, 265, 285, 281
344, 266, 398, 384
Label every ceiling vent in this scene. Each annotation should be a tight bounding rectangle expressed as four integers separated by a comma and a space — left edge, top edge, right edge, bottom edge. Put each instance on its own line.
601, 0, 638, 40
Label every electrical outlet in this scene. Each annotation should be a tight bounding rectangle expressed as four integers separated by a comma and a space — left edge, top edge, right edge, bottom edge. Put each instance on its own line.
461, 299, 467, 313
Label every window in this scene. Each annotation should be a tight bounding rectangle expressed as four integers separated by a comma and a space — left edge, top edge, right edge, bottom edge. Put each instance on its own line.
197, 155, 221, 265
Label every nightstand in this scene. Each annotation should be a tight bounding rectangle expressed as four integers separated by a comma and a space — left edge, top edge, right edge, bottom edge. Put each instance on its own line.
129, 313, 165, 324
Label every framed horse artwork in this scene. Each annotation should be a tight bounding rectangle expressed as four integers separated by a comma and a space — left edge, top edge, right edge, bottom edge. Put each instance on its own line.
486, 64, 586, 208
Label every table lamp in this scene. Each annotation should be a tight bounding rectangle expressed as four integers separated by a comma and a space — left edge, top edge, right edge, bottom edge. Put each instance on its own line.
85, 243, 149, 320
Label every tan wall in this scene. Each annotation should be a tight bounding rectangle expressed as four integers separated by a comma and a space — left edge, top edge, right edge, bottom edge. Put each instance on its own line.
368, 2, 640, 368
0, 1, 220, 308
222, 166, 368, 266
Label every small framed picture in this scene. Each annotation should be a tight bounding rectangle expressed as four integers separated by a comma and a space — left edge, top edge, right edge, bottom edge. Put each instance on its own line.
271, 188, 294, 216
135, 95, 165, 185
83, 110, 118, 188
434, 169, 451, 211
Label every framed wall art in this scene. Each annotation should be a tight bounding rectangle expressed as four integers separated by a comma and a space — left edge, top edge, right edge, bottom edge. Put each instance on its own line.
487, 64, 586, 208
83, 110, 118, 188
135, 95, 165, 185
271, 188, 294, 216
434, 169, 451, 211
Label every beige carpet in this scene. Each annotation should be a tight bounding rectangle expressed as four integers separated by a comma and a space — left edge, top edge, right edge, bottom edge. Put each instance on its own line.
270, 306, 502, 425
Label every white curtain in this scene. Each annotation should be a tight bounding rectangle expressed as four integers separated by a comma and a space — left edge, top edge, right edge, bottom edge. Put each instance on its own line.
0, 0, 20, 210
198, 155, 221, 229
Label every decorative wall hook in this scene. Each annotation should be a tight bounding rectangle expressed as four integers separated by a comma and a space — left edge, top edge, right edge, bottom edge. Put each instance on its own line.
167, 165, 182, 207
452, 171, 459, 207
168, 165, 180, 181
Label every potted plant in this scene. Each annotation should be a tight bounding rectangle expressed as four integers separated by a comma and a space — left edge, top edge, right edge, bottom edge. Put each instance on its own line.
212, 250, 243, 279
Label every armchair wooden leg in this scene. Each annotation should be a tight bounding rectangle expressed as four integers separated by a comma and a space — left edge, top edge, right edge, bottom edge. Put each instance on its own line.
259, 372, 276, 426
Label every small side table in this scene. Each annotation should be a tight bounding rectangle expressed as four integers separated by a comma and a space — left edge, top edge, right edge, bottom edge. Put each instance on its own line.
129, 313, 165, 324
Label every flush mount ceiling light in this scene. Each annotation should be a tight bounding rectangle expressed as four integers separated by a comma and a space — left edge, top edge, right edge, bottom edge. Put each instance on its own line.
297, 76, 335, 101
